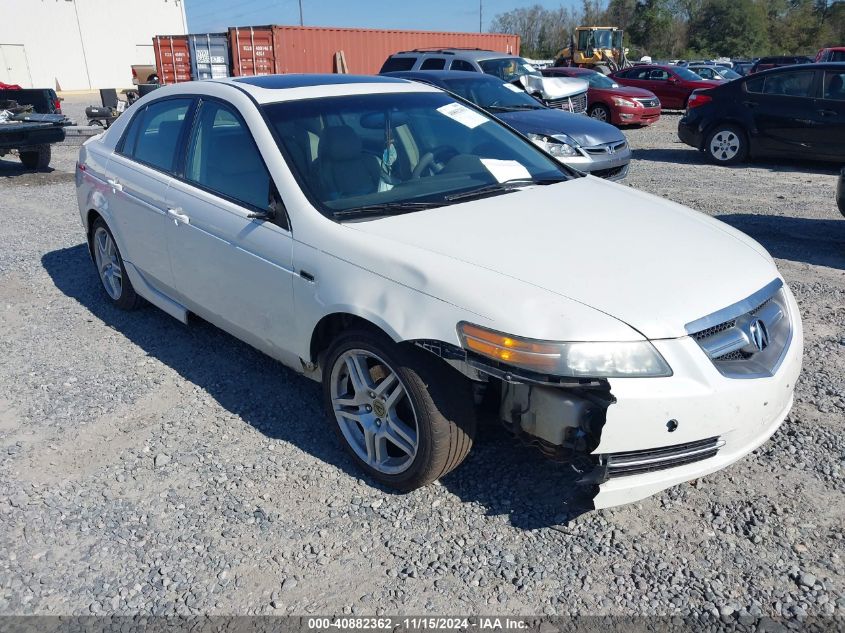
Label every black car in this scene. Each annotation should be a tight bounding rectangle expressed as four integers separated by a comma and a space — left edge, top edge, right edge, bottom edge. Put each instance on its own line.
838, 167, 845, 216
678, 62, 845, 164
749, 56, 814, 74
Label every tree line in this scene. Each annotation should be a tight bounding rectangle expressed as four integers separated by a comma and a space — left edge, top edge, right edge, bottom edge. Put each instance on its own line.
489, 0, 845, 60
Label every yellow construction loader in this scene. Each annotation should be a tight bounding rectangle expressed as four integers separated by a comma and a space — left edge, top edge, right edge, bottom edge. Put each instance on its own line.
555, 26, 631, 75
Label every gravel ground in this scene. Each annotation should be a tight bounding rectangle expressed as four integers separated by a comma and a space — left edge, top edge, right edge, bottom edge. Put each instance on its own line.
0, 112, 843, 619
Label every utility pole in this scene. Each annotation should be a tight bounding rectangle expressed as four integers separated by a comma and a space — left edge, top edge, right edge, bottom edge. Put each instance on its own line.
479, 0, 482, 32
298, 0, 304, 26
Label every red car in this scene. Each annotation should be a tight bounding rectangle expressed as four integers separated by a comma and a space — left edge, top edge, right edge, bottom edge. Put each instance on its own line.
610, 64, 722, 110
816, 47, 845, 62
542, 66, 661, 126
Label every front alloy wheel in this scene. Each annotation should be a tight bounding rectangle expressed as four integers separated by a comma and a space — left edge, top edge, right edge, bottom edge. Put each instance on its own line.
323, 329, 476, 491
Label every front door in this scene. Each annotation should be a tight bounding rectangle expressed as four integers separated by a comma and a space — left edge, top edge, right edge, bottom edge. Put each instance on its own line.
164, 98, 296, 358
743, 69, 819, 156
105, 97, 194, 294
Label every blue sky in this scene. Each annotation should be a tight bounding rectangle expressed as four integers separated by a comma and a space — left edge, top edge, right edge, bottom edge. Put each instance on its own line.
185, 0, 579, 34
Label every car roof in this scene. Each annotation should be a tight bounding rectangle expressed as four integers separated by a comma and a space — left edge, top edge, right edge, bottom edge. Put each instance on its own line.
750, 62, 845, 74
389, 49, 519, 62
385, 69, 505, 82
212, 73, 439, 103
545, 66, 593, 74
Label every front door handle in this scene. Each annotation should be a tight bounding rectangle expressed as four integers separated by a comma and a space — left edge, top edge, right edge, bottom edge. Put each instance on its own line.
106, 178, 123, 192
818, 109, 837, 117
166, 207, 190, 225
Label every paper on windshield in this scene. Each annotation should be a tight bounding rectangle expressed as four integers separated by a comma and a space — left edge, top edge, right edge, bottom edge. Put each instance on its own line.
436, 102, 488, 129
480, 159, 531, 183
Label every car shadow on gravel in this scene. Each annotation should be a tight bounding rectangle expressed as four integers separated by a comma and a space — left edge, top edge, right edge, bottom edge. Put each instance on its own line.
0, 157, 72, 183
42, 244, 595, 530
717, 214, 845, 270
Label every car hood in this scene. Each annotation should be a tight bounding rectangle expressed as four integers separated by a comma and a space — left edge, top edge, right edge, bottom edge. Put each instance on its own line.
595, 85, 659, 100
497, 108, 625, 147
348, 177, 779, 340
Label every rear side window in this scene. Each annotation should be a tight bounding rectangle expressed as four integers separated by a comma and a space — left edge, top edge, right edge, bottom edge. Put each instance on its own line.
380, 57, 416, 73
122, 98, 192, 172
451, 59, 477, 72
420, 57, 446, 70
823, 71, 845, 101
831, 51, 845, 62
760, 70, 816, 97
184, 100, 272, 212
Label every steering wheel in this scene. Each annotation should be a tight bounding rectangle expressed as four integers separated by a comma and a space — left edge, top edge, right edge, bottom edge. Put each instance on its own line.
411, 146, 458, 179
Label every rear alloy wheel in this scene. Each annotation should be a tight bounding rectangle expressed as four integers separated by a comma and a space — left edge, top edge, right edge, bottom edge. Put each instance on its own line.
589, 104, 611, 123
323, 329, 476, 491
705, 125, 747, 165
91, 218, 140, 310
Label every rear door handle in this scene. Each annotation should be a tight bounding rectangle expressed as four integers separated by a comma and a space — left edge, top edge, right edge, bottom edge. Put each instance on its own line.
166, 207, 190, 225
742, 100, 758, 108
818, 109, 838, 117
106, 178, 123, 191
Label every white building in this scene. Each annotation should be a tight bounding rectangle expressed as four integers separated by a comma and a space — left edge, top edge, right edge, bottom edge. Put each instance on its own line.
0, 0, 187, 90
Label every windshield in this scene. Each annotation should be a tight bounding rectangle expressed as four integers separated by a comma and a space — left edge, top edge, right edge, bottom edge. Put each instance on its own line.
673, 67, 706, 81
440, 77, 542, 111
716, 67, 741, 80
479, 57, 542, 82
263, 91, 567, 219
582, 72, 617, 88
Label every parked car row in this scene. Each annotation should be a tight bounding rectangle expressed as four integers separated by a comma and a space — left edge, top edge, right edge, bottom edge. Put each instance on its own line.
76, 73, 804, 510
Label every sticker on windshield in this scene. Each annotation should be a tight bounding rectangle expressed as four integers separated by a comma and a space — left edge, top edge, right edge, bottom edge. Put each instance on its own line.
503, 83, 523, 93
480, 159, 531, 183
436, 102, 488, 129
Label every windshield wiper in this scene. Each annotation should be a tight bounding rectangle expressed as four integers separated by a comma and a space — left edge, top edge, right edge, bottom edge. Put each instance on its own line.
487, 104, 543, 112
333, 201, 442, 220
444, 178, 565, 202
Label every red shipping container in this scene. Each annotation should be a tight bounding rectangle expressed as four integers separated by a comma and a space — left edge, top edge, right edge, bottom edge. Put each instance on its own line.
153, 35, 192, 85
229, 25, 520, 76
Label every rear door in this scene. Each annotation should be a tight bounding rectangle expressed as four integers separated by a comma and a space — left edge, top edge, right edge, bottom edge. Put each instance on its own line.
164, 98, 296, 357
105, 97, 194, 294
812, 69, 845, 159
742, 69, 819, 156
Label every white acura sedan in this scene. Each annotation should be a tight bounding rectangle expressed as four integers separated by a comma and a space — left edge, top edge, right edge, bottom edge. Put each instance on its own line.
76, 75, 802, 510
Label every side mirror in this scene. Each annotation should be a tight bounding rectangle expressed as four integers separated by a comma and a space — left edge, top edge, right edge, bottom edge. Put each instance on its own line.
248, 187, 286, 226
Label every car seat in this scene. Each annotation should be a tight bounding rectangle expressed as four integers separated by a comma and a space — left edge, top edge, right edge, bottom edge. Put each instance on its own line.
316, 125, 380, 199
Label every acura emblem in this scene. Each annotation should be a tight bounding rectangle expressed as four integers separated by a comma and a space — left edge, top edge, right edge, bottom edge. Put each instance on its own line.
748, 318, 769, 351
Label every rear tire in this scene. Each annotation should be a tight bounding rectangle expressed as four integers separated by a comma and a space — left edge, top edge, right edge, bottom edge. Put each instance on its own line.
705, 124, 748, 165
322, 329, 476, 491
19, 144, 50, 170
90, 218, 141, 310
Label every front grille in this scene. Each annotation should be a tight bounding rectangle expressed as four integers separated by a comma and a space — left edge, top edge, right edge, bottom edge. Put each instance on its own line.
686, 280, 792, 378
634, 97, 660, 108
546, 91, 588, 114
583, 141, 628, 155
605, 436, 723, 478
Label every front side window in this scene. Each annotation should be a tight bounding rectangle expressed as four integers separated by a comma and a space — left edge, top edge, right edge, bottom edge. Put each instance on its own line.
184, 100, 272, 211
263, 91, 567, 219
671, 67, 703, 81
450, 59, 477, 72
420, 57, 446, 70
122, 98, 192, 172
761, 70, 816, 98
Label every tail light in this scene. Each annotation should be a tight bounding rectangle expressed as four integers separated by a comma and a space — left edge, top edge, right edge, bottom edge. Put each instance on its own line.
687, 92, 712, 109
132, 68, 138, 78
53, 98, 62, 113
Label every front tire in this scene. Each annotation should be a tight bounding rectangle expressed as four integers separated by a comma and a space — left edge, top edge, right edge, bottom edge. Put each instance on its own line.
322, 329, 476, 491
90, 218, 140, 310
589, 103, 612, 123
705, 124, 747, 165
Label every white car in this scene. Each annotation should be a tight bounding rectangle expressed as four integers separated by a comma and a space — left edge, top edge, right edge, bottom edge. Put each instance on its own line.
76, 75, 802, 510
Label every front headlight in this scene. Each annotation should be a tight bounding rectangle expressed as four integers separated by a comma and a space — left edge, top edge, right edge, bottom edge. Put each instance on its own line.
458, 322, 672, 378
612, 96, 638, 108
527, 133, 579, 157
